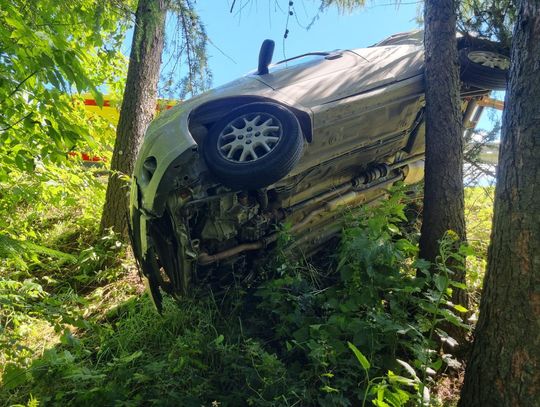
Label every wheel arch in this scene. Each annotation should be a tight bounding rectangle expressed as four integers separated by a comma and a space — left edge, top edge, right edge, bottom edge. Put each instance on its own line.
188, 96, 313, 143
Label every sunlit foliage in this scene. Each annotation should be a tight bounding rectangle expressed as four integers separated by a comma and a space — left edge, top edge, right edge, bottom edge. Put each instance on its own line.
0, 0, 130, 178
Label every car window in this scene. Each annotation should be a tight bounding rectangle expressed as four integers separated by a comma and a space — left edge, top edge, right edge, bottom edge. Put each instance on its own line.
269, 54, 327, 73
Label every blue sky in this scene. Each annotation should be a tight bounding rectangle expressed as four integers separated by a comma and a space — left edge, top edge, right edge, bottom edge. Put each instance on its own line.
197, 1, 421, 86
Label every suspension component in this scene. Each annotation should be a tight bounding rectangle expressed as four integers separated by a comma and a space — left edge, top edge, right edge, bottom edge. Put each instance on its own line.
352, 163, 391, 188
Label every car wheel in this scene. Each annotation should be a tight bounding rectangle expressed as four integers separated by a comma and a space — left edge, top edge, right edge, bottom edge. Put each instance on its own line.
203, 102, 303, 190
459, 47, 510, 90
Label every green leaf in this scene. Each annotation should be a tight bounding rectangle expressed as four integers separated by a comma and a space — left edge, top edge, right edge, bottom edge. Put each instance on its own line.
414, 258, 432, 274
388, 373, 416, 387
4, 16, 24, 31
348, 341, 370, 370
117, 351, 143, 364
449, 280, 468, 289
377, 384, 386, 401
2, 364, 28, 390
321, 372, 334, 378
91, 87, 104, 107
384, 388, 410, 407
214, 334, 224, 345
459, 244, 477, 257
433, 274, 448, 292
396, 359, 420, 382
453, 304, 468, 313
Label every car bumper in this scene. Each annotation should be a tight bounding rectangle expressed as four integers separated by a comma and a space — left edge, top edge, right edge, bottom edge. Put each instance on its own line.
129, 105, 204, 310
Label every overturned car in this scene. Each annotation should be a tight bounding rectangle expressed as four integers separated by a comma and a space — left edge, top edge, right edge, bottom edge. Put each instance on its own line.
129, 30, 509, 308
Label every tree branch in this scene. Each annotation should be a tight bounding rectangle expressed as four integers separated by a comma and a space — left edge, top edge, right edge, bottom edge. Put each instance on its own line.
0, 112, 33, 132
0, 70, 39, 106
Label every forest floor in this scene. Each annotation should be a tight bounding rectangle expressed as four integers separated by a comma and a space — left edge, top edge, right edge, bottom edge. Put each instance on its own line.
0, 172, 494, 406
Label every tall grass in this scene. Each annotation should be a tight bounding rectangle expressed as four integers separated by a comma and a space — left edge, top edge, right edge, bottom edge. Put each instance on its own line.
1, 181, 491, 406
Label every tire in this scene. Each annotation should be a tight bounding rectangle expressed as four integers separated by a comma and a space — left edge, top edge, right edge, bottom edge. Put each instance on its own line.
459, 47, 510, 90
203, 102, 304, 190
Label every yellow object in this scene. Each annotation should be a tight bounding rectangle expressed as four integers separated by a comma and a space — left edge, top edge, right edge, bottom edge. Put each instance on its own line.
81, 94, 178, 124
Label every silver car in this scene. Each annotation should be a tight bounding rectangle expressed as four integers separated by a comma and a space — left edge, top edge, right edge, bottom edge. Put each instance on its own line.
129, 30, 509, 308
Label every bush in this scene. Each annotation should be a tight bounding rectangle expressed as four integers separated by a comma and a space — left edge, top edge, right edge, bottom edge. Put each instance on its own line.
1, 185, 484, 406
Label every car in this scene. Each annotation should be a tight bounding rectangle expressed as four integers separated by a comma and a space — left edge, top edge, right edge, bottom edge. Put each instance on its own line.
128, 30, 509, 309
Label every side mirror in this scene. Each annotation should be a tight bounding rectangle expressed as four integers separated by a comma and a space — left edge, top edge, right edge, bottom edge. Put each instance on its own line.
257, 39, 274, 75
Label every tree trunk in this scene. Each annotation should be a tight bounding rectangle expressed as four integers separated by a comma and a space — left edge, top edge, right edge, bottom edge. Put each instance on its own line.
458, 1, 540, 405
420, 0, 468, 310
100, 0, 167, 236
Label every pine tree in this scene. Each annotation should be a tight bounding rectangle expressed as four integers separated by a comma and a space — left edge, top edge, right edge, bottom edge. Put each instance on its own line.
459, 1, 540, 405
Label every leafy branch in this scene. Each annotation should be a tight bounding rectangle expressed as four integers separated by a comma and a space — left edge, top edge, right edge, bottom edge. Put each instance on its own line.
0, 113, 33, 132
0, 70, 39, 107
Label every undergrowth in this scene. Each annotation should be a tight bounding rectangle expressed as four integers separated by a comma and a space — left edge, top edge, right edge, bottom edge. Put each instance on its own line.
463, 187, 494, 301
0, 180, 491, 406
0, 163, 130, 378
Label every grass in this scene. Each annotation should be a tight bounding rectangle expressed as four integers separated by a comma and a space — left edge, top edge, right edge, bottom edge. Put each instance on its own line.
464, 186, 494, 299
0, 172, 494, 406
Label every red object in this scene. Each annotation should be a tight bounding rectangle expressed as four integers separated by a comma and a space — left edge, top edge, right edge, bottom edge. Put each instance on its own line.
84, 97, 175, 110
68, 151, 106, 162
83, 98, 111, 107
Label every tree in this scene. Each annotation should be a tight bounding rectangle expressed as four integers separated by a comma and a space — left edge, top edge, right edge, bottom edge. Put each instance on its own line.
458, 1, 515, 187
100, 0, 168, 235
318, 0, 366, 11
319, 0, 469, 310
458, 0, 515, 49
100, 0, 210, 236
0, 0, 128, 179
419, 0, 468, 309
458, 1, 540, 405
